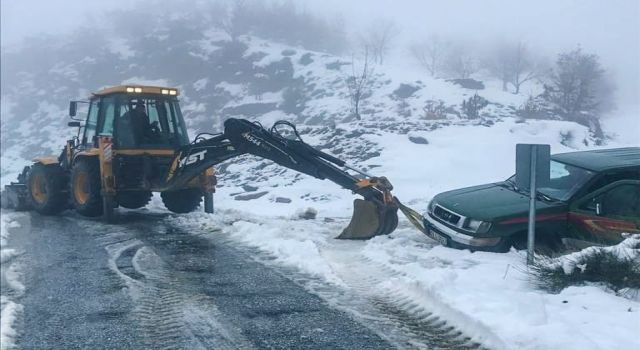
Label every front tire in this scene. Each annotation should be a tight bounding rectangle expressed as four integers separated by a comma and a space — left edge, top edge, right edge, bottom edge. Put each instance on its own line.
27, 164, 67, 215
70, 158, 103, 217
161, 189, 202, 213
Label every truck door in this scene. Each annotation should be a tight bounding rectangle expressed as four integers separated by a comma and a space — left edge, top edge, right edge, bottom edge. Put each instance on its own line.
568, 180, 640, 246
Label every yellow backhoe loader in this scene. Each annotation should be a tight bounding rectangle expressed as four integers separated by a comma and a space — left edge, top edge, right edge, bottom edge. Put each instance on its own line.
1, 85, 401, 239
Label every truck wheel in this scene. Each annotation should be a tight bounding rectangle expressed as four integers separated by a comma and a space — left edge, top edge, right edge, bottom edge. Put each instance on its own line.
117, 191, 152, 209
70, 158, 103, 217
161, 189, 202, 213
507, 232, 563, 255
27, 164, 67, 215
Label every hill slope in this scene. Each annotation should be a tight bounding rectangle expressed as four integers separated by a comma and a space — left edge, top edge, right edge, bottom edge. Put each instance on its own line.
0, 17, 602, 216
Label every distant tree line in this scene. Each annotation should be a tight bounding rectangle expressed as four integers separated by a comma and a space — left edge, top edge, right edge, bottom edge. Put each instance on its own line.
409, 36, 615, 131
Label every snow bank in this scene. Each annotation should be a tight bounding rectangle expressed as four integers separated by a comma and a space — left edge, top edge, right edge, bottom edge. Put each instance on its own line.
174, 210, 640, 350
0, 212, 26, 350
0, 297, 23, 350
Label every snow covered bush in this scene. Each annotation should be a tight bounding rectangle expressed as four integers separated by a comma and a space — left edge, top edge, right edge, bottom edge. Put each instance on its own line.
461, 93, 488, 119
531, 234, 640, 299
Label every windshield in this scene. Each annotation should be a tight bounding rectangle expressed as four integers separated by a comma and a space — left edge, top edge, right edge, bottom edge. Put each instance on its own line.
101, 94, 190, 148
507, 160, 594, 201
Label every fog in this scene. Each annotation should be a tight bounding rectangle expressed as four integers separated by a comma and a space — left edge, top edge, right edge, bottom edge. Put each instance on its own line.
2, 0, 638, 111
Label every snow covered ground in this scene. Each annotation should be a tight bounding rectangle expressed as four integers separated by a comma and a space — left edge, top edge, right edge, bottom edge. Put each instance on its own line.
0, 212, 26, 350
168, 208, 639, 350
1, 20, 638, 349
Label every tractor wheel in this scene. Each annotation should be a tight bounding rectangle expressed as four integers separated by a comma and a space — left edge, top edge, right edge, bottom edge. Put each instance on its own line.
27, 164, 67, 215
117, 191, 152, 209
161, 189, 203, 213
70, 158, 103, 217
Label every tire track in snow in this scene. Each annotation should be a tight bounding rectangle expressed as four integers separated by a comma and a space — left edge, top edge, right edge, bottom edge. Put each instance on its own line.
317, 246, 490, 350
205, 216, 502, 350
87, 220, 254, 350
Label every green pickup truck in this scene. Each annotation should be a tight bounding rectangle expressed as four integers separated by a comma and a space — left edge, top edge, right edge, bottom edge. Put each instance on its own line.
423, 147, 640, 252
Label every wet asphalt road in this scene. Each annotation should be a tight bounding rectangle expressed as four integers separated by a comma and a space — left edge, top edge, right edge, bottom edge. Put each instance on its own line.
8, 211, 393, 350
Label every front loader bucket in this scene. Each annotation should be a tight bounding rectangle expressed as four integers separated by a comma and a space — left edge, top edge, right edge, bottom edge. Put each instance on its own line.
337, 199, 399, 239
1, 184, 31, 211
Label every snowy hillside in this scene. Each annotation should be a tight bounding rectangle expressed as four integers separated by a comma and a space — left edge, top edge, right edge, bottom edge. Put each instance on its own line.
0, 15, 609, 218
2, 6, 639, 350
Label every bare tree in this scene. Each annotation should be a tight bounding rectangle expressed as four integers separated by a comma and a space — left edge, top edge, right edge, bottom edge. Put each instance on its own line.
484, 42, 514, 91
345, 47, 374, 119
485, 41, 543, 93
509, 42, 540, 94
444, 45, 477, 79
410, 35, 448, 77
361, 19, 399, 65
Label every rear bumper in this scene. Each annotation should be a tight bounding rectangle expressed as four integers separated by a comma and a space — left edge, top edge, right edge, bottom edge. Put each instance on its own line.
423, 214, 506, 252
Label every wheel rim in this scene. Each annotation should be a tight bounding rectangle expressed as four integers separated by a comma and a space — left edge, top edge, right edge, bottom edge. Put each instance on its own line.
74, 172, 90, 205
31, 174, 47, 204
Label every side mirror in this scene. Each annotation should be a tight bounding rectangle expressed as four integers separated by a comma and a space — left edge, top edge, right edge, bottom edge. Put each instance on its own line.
68, 121, 81, 127
69, 101, 77, 117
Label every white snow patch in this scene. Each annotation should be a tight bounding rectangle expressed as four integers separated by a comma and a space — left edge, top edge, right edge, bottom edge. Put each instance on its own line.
0, 212, 26, 350
0, 297, 23, 350
108, 38, 135, 59
193, 78, 208, 91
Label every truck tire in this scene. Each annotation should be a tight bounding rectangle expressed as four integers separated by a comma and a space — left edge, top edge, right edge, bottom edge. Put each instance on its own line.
117, 191, 152, 209
27, 164, 67, 215
70, 158, 103, 217
161, 189, 202, 213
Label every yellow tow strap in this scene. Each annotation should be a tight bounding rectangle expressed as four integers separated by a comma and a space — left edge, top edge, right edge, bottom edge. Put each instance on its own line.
395, 198, 429, 235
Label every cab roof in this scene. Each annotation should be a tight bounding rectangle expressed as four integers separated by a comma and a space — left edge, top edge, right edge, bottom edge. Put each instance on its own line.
93, 85, 180, 96
552, 147, 640, 172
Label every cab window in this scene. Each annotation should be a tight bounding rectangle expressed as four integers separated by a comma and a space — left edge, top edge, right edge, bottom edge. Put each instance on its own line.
112, 94, 189, 148
537, 161, 594, 201
98, 96, 116, 136
83, 100, 99, 146
580, 183, 640, 218
600, 184, 640, 218
585, 170, 640, 194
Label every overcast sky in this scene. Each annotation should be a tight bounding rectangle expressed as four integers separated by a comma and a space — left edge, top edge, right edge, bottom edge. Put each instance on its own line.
2, 0, 638, 109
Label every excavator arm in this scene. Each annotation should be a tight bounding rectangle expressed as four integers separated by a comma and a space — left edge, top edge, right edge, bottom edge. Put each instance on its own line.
164, 118, 399, 239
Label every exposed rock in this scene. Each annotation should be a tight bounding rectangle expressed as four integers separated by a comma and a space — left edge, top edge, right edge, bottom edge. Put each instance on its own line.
298, 53, 314, 65
297, 207, 317, 220
242, 184, 259, 192
408, 136, 429, 145
234, 191, 269, 201
393, 84, 420, 99
275, 197, 292, 203
325, 61, 350, 70
281, 49, 297, 56
448, 79, 485, 90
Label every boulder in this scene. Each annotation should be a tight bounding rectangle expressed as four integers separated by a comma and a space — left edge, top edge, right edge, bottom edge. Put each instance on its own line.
234, 191, 269, 201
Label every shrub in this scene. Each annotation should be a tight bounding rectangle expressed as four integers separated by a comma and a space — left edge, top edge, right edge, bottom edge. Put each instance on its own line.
461, 94, 488, 119
530, 234, 640, 299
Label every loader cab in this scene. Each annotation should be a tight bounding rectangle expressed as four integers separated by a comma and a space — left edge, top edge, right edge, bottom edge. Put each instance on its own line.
79, 85, 190, 150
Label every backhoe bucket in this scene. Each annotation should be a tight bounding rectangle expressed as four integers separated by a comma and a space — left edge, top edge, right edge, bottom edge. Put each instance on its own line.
337, 198, 399, 239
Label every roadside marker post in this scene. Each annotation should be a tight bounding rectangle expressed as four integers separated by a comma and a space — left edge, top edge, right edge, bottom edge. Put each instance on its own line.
515, 144, 550, 265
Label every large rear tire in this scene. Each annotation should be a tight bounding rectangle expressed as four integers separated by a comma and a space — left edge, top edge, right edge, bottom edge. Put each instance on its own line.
161, 189, 202, 213
117, 191, 152, 209
70, 158, 103, 217
27, 164, 67, 215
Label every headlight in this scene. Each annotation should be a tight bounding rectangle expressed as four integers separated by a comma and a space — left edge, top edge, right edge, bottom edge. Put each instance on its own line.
465, 219, 492, 234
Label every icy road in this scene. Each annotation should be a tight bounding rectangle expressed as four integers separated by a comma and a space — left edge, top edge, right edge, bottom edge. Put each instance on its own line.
1, 210, 487, 350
